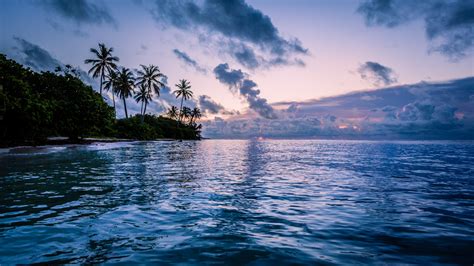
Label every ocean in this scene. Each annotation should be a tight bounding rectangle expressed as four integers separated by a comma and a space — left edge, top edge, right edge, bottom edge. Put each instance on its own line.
1, 140, 473, 264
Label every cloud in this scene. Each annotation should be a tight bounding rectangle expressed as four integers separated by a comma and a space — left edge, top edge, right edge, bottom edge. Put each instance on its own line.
213, 63, 277, 119
172, 49, 207, 74
40, 0, 116, 27
358, 61, 398, 86
357, 0, 474, 60
213, 63, 245, 86
231, 43, 260, 69
198, 95, 225, 114
202, 76, 474, 139
9, 37, 94, 84
149, 0, 308, 69
11, 37, 62, 72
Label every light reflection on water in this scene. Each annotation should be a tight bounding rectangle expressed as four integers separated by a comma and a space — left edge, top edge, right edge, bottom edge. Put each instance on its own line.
0, 140, 473, 264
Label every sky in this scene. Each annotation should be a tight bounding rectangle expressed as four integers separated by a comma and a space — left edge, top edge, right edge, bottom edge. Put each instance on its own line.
1, 0, 473, 138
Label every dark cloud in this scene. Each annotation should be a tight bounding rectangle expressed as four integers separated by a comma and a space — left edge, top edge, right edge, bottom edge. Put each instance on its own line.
232, 44, 260, 69
213, 63, 245, 86
357, 0, 474, 60
358, 61, 398, 86
172, 49, 207, 74
10, 37, 96, 87
150, 0, 308, 68
213, 63, 277, 119
227, 42, 306, 69
203, 76, 474, 139
198, 95, 226, 114
11, 37, 62, 72
41, 0, 116, 27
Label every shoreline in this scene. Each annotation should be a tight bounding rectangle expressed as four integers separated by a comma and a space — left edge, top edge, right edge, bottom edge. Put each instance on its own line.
0, 137, 179, 153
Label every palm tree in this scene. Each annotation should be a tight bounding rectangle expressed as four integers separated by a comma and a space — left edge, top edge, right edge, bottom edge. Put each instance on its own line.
136, 65, 164, 120
116, 68, 135, 118
173, 79, 193, 122
134, 84, 152, 117
182, 106, 192, 123
167, 106, 179, 120
103, 70, 119, 110
85, 43, 119, 96
189, 107, 202, 125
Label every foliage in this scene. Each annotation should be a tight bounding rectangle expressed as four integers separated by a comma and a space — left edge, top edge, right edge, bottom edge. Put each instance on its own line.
135, 64, 165, 118
84, 43, 119, 95
115, 114, 200, 140
0, 54, 115, 146
115, 67, 135, 118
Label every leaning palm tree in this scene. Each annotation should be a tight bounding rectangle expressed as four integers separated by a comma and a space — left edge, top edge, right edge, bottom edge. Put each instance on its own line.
134, 84, 152, 117
116, 68, 135, 118
167, 106, 179, 120
173, 79, 193, 122
103, 70, 119, 110
85, 43, 119, 96
189, 107, 202, 125
136, 65, 164, 120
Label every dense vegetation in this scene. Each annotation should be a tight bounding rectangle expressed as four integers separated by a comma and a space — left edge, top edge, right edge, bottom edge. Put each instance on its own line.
0, 51, 201, 147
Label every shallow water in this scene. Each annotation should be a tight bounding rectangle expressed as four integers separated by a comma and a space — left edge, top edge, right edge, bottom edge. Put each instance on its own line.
1, 140, 473, 264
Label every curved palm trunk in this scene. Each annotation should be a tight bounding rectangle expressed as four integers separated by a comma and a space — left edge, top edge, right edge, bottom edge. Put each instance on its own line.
123, 97, 128, 118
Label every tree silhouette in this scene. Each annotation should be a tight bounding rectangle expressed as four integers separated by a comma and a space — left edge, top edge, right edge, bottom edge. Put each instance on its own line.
189, 107, 202, 125
182, 106, 192, 124
103, 70, 119, 111
136, 65, 164, 121
167, 106, 179, 120
85, 43, 119, 96
116, 68, 135, 118
134, 83, 152, 117
173, 79, 193, 122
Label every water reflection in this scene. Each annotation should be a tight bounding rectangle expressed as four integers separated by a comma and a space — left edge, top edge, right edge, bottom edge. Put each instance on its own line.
0, 140, 473, 264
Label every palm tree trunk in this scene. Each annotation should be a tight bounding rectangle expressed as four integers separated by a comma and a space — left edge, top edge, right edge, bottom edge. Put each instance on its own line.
179, 97, 184, 122
123, 97, 128, 118
100, 69, 104, 95
140, 101, 145, 123
112, 93, 116, 109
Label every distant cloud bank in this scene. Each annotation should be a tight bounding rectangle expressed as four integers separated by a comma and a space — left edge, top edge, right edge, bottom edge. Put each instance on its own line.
203, 77, 474, 139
